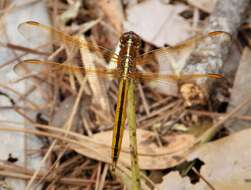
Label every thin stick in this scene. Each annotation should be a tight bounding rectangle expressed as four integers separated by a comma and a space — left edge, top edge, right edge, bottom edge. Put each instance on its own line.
95, 163, 101, 190
137, 83, 150, 115
192, 168, 215, 190
25, 79, 86, 190
189, 110, 251, 121
0, 171, 95, 186
198, 94, 251, 143
97, 164, 109, 190
127, 79, 141, 190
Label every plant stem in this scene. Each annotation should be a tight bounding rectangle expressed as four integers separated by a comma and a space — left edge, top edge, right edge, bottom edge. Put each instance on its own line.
127, 79, 141, 190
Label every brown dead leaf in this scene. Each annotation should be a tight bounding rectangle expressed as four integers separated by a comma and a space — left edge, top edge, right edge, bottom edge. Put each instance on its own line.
180, 83, 205, 106
158, 129, 251, 190
124, 0, 192, 47
70, 129, 195, 170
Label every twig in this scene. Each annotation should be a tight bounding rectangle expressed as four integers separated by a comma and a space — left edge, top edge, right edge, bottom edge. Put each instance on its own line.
32, 145, 73, 189
188, 109, 251, 121
25, 79, 86, 190
95, 162, 101, 190
184, 0, 250, 94
127, 79, 141, 190
1, 42, 49, 56
0, 84, 39, 110
97, 164, 109, 190
86, 164, 98, 190
137, 83, 150, 115
198, 94, 251, 143
0, 171, 95, 186
192, 167, 215, 190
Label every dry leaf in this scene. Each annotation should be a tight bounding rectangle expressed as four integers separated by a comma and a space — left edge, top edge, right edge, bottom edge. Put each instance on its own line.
226, 48, 251, 132
79, 36, 112, 122
98, 0, 124, 34
71, 129, 195, 170
180, 83, 205, 106
187, 0, 217, 13
124, 0, 192, 47
158, 129, 251, 190
51, 96, 91, 131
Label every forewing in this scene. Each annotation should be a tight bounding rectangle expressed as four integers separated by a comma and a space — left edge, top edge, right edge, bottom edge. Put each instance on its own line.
130, 69, 224, 96
135, 31, 231, 75
18, 21, 119, 63
133, 31, 230, 95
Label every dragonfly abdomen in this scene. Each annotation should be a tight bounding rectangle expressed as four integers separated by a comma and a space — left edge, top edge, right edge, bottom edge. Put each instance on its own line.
112, 78, 129, 169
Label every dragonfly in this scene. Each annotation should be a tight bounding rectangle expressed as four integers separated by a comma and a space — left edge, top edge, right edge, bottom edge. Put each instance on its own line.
14, 21, 231, 170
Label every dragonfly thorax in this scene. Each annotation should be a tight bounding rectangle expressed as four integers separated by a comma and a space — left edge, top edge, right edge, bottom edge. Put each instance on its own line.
120, 31, 141, 49
117, 31, 141, 78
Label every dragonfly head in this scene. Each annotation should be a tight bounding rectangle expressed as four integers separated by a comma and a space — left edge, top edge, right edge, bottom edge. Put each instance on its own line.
120, 31, 141, 50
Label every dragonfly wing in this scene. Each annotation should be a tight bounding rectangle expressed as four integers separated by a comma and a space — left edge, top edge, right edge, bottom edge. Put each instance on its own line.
135, 31, 231, 75
14, 59, 120, 79
130, 71, 223, 84
18, 21, 119, 63
130, 71, 224, 96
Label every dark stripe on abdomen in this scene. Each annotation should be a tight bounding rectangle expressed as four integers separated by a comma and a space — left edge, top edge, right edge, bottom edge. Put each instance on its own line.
113, 79, 127, 162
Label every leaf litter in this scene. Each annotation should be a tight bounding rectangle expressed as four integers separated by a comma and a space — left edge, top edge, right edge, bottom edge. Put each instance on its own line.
0, 0, 250, 189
